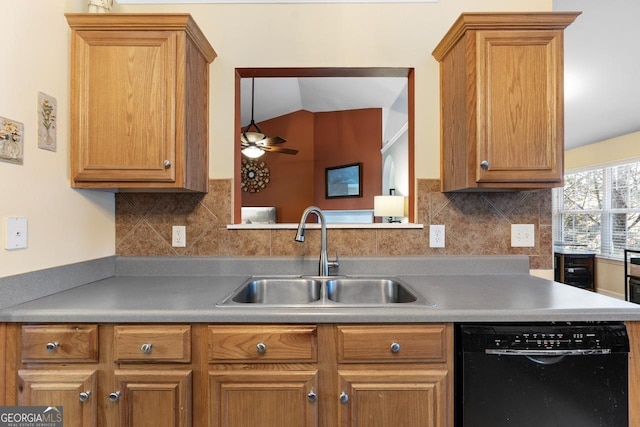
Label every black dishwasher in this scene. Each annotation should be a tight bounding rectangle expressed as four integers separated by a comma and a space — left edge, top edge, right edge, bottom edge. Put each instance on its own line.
456, 322, 629, 427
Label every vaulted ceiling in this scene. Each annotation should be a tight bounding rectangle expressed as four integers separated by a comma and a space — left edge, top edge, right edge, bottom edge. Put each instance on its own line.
556, 0, 640, 149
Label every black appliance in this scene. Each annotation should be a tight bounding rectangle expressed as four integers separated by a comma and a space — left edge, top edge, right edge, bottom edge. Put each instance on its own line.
630, 277, 640, 304
456, 322, 629, 427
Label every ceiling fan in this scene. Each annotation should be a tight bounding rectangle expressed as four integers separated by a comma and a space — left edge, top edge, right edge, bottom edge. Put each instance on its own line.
241, 78, 299, 159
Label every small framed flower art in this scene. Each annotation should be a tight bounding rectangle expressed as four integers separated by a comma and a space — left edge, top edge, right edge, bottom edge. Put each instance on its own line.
38, 92, 57, 152
0, 116, 24, 165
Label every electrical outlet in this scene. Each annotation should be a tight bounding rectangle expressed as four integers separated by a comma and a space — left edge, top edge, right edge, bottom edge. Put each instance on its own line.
172, 225, 186, 247
430, 224, 445, 248
511, 224, 535, 247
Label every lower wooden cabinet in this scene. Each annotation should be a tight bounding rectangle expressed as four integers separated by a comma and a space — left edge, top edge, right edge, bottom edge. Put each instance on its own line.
18, 369, 98, 427
208, 370, 318, 427
114, 370, 192, 427
2, 323, 452, 427
337, 369, 449, 427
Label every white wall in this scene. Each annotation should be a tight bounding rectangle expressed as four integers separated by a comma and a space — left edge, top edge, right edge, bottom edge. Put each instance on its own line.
0, 0, 552, 278
0, 0, 116, 278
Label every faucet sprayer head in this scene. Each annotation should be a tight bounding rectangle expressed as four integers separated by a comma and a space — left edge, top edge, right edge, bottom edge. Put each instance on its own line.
294, 227, 305, 242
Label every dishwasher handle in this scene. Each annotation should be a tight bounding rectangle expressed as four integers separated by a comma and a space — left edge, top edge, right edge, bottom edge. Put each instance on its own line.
485, 348, 613, 356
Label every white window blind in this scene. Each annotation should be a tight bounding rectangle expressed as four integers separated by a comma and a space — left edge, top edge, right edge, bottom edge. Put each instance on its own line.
553, 161, 640, 258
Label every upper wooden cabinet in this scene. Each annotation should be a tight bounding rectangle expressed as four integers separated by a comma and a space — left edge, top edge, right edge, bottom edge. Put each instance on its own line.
432, 12, 580, 192
66, 14, 216, 192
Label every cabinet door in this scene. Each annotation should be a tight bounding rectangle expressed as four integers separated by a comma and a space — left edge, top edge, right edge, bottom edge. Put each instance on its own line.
113, 369, 192, 427
209, 370, 318, 427
70, 29, 177, 183
337, 369, 450, 427
475, 30, 562, 185
18, 369, 97, 427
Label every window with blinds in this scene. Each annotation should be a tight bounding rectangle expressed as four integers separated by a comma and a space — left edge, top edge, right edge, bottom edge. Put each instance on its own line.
553, 161, 640, 258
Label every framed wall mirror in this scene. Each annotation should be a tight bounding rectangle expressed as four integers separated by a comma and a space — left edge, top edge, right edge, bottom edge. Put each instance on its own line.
233, 68, 415, 225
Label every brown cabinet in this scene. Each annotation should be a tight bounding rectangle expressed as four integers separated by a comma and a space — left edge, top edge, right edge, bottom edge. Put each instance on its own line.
18, 369, 98, 427
113, 369, 192, 427
335, 325, 452, 427
16, 325, 100, 426
432, 13, 579, 192
66, 14, 216, 192
3, 323, 451, 427
110, 325, 193, 427
8, 324, 193, 427
208, 325, 319, 427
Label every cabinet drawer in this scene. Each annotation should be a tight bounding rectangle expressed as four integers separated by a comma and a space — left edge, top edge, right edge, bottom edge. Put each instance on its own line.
209, 325, 317, 362
337, 325, 447, 363
114, 325, 191, 363
22, 324, 98, 363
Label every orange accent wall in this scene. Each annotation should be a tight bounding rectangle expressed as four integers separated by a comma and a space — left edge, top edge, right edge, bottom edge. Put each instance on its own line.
313, 108, 382, 210
241, 108, 382, 222
241, 110, 315, 223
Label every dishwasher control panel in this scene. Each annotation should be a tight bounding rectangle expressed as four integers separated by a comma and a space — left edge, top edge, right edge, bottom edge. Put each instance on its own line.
459, 322, 629, 353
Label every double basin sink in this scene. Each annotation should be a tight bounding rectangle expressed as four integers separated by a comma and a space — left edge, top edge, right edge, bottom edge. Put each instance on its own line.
216, 276, 434, 307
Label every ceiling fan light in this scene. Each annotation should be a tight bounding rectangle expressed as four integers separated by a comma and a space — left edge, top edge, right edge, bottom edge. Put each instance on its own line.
241, 132, 266, 144
242, 145, 265, 159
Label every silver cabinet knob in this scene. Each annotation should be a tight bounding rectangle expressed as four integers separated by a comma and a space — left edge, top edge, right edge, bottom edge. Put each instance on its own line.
79, 391, 91, 402
480, 160, 490, 170
307, 390, 318, 403
46, 342, 59, 352
390, 342, 401, 353
163, 160, 171, 168
256, 342, 267, 354
108, 391, 121, 402
140, 343, 153, 354
339, 391, 349, 404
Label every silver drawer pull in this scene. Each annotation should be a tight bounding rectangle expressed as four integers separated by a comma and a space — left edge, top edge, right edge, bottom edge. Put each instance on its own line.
256, 342, 267, 354
163, 159, 171, 168
390, 342, 401, 353
79, 391, 91, 402
339, 391, 349, 404
109, 391, 121, 402
307, 390, 318, 403
140, 343, 153, 354
46, 342, 59, 352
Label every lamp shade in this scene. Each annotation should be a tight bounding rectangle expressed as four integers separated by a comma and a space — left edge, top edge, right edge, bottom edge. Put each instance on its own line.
374, 195, 405, 217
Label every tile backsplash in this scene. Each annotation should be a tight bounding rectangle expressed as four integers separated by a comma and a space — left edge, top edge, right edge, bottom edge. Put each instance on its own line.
116, 179, 552, 269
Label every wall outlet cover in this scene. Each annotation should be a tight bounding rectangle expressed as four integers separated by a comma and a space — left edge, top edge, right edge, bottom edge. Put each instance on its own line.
430, 224, 445, 248
172, 225, 186, 247
511, 224, 535, 247
5, 217, 28, 250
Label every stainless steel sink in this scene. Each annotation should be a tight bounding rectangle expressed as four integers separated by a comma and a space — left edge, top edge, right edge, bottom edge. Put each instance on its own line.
216, 276, 433, 307
217, 277, 322, 306
325, 277, 420, 304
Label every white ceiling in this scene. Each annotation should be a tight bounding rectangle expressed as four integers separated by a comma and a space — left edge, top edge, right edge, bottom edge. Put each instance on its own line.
241, 1, 640, 151
240, 76, 408, 143
555, 0, 640, 149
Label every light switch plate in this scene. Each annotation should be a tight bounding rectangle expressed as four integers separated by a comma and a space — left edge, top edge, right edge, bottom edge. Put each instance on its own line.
511, 224, 535, 247
5, 217, 28, 250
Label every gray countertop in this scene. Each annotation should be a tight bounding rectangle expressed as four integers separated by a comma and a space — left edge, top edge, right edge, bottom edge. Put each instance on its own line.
2, 255, 640, 323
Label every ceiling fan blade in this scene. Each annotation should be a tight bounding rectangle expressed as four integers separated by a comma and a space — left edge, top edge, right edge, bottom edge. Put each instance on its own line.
261, 145, 299, 155
259, 135, 287, 145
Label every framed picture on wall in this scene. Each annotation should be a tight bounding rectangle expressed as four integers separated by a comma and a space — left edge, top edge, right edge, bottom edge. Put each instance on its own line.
325, 162, 362, 198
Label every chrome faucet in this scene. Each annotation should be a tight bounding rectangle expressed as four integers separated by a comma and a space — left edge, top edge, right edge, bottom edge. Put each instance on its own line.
294, 206, 339, 276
